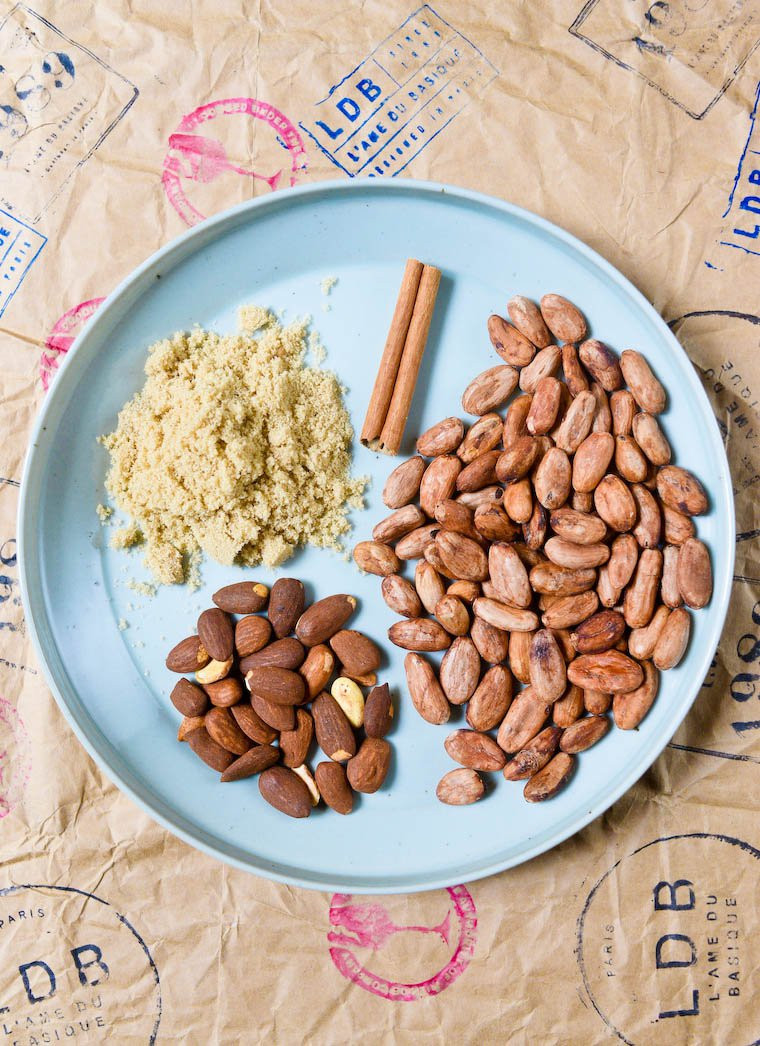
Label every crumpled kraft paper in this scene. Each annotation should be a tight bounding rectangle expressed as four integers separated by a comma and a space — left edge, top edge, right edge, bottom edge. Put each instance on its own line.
0, 0, 759, 1042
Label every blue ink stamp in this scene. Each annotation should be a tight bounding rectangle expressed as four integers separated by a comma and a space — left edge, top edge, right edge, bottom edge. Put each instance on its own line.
0, 4, 139, 224
717, 82, 760, 258
570, 0, 760, 120
299, 4, 497, 178
0, 206, 44, 318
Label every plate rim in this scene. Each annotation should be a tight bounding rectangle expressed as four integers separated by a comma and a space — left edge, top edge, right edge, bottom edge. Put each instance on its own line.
17, 177, 735, 893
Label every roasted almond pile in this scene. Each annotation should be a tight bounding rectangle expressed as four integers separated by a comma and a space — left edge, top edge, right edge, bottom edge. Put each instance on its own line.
166, 580, 393, 818
353, 292, 713, 806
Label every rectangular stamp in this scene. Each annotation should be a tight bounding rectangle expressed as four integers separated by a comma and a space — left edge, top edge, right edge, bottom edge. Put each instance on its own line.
570, 0, 760, 120
299, 4, 497, 178
0, 206, 45, 318
717, 81, 760, 258
0, 3, 139, 223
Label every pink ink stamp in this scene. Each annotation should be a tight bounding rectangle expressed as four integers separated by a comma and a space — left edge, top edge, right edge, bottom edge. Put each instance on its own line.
40, 297, 105, 391
162, 98, 308, 227
0, 696, 31, 818
328, 886, 477, 1000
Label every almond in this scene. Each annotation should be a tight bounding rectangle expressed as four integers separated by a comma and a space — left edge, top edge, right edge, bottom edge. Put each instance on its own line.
249, 691, 295, 732
330, 677, 366, 728
312, 691, 357, 762
594, 474, 636, 532
213, 581, 269, 614
267, 578, 305, 638
166, 635, 210, 673
383, 455, 425, 508
456, 413, 503, 464
676, 537, 712, 609
662, 504, 696, 545
435, 594, 470, 636
610, 390, 636, 436
523, 752, 575, 801
381, 574, 423, 619
567, 650, 644, 693
315, 761, 353, 814
497, 687, 551, 753
347, 738, 391, 794
220, 744, 280, 782
436, 767, 485, 805
632, 483, 662, 549
259, 766, 312, 818
578, 339, 623, 391
353, 540, 401, 577
405, 652, 451, 724
364, 683, 394, 738
204, 677, 243, 708
661, 545, 682, 608
445, 729, 506, 771
487, 314, 536, 366
435, 530, 489, 582
572, 610, 626, 653
561, 343, 590, 396
529, 563, 597, 596
572, 432, 615, 492
620, 350, 666, 413
462, 364, 519, 415
329, 630, 381, 676
187, 728, 236, 772
549, 507, 606, 546
417, 416, 465, 456
632, 413, 671, 465
372, 504, 427, 544
170, 678, 209, 718
231, 702, 278, 745
613, 661, 659, 729
299, 644, 335, 699
508, 295, 553, 347
456, 450, 501, 492
534, 448, 572, 510
419, 455, 462, 516
623, 548, 663, 628
246, 666, 306, 706
503, 725, 562, 780
540, 294, 587, 342
627, 605, 670, 660
205, 707, 252, 756
656, 466, 708, 516
292, 764, 320, 806
439, 636, 481, 705
553, 684, 585, 727
234, 615, 272, 658
541, 590, 599, 629
197, 608, 234, 662
279, 708, 314, 768
467, 666, 513, 731
519, 345, 562, 393
554, 390, 596, 452
396, 523, 440, 560
473, 597, 539, 632
529, 629, 567, 703
389, 617, 452, 652
545, 537, 609, 569
177, 715, 205, 742
471, 616, 510, 663
295, 594, 357, 646
239, 637, 306, 674
195, 656, 233, 685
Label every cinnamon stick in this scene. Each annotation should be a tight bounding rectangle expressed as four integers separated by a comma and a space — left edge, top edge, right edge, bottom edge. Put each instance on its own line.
377, 263, 441, 455
361, 259, 424, 447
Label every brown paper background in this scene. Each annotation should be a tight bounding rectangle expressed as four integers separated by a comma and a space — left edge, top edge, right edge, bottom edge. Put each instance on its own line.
0, 0, 758, 1041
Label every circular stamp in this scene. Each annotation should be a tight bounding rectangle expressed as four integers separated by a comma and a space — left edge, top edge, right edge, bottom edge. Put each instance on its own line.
161, 98, 308, 227
40, 298, 105, 392
577, 833, 760, 1045
0, 696, 31, 820
328, 886, 477, 1001
0, 884, 161, 1043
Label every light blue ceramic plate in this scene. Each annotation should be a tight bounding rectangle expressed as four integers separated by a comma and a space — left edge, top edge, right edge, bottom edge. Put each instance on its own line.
19, 180, 734, 893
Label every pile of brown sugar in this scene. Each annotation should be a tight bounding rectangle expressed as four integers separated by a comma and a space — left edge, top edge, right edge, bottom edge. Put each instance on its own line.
100, 307, 366, 585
